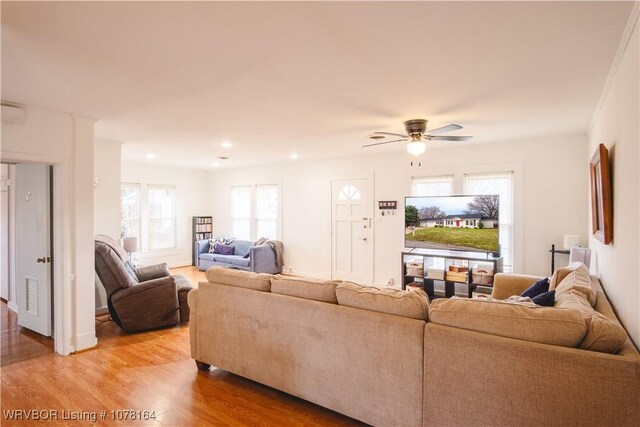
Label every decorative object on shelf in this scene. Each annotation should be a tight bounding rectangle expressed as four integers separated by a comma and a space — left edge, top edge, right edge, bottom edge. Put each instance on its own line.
569, 247, 592, 268
406, 282, 422, 292
405, 261, 423, 277
563, 235, 580, 250
122, 236, 137, 262
589, 143, 612, 244
427, 267, 445, 280
363, 119, 473, 156
471, 267, 494, 285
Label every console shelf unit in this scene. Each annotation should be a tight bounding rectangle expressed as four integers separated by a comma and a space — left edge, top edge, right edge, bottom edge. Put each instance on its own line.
402, 249, 503, 299
192, 216, 213, 266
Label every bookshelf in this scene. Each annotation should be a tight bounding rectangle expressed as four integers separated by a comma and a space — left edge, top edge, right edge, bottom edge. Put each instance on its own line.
192, 216, 213, 266
402, 249, 503, 299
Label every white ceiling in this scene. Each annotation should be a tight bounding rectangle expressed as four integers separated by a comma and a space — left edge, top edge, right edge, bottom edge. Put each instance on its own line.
1, 1, 633, 169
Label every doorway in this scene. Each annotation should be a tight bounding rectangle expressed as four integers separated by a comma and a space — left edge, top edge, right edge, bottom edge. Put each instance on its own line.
0, 162, 55, 365
331, 178, 374, 284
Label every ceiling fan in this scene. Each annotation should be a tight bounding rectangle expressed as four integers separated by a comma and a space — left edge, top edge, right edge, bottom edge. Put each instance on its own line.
364, 119, 473, 155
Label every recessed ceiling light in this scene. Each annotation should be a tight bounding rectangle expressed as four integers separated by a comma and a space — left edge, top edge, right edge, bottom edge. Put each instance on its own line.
221, 141, 232, 148
289, 153, 299, 160
146, 153, 156, 160
212, 162, 220, 168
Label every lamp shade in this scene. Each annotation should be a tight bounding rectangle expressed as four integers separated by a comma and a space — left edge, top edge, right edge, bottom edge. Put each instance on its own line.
563, 235, 580, 250
122, 236, 138, 253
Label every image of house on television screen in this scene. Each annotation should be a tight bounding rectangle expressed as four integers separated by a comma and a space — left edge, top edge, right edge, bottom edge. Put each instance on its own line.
405, 195, 499, 253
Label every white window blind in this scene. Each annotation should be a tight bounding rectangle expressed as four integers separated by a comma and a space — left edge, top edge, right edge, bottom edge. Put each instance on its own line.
256, 185, 278, 240
411, 175, 454, 196
120, 183, 141, 242
148, 185, 176, 250
464, 172, 514, 272
231, 186, 252, 240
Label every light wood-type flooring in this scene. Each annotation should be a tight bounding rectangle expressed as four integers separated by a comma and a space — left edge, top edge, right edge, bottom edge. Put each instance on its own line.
0, 266, 364, 426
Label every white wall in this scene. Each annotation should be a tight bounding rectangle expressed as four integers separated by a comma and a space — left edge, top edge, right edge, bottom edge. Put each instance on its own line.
94, 139, 122, 313
588, 9, 639, 347
1, 164, 10, 301
209, 134, 588, 285
1, 105, 96, 354
121, 161, 211, 267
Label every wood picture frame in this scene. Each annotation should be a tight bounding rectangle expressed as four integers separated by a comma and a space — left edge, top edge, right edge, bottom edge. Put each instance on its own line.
589, 143, 612, 244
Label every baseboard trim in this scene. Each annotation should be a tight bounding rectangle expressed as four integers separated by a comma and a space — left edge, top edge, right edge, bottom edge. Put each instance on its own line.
95, 306, 109, 316
75, 333, 98, 352
7, 300, 18, 313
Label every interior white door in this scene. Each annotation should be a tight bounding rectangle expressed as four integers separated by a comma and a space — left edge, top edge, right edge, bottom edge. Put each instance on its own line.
331, 178, 373, 284
15, 163, 52, 337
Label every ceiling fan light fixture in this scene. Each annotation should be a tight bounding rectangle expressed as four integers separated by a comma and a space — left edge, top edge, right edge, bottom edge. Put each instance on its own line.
406, 140, 426, 156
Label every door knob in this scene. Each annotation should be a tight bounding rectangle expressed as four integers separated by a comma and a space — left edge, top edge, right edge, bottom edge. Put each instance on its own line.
37, 257, 46, 263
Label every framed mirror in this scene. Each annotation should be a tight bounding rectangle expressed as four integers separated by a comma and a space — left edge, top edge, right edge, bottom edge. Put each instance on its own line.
589, 143, 612, 244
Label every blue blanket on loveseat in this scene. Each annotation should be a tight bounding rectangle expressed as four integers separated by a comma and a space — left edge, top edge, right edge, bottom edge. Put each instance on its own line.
194, 239, 281, 274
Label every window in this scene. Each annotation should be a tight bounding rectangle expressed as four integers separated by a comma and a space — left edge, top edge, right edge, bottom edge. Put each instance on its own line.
231, 184, 280, 240
412, 175, 453, 196
338, 184, 361, 200
464, 172, 514, 272
256, 185, 278, 240
231, 186, 252, 240
148, 185, 176, 250
121, 183, 141, 241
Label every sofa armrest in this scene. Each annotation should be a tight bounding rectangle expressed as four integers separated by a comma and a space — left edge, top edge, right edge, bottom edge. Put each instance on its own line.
111, 276, 179, 332
249, 244, 280, 274
424, 323, 640, 426
491, 273, 542, 299
135, 263, 170, 282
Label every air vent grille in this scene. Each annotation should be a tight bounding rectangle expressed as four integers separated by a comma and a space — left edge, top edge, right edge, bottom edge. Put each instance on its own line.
25, 277, 38, 315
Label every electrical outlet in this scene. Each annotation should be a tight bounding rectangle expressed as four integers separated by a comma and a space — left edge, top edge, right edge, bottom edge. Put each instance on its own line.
386, 278, 393, 286
287, 266, 293, 273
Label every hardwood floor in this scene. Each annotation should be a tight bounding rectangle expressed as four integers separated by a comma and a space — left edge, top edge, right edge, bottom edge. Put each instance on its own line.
1, 300, 54, 367
0, 267, 365, 426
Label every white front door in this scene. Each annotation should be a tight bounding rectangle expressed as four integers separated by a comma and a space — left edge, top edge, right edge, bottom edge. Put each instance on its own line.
15, 163, 52, 337
331, 178, 373, 284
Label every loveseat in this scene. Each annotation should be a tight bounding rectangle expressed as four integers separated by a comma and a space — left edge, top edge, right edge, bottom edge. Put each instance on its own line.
188, 265, 639, 427
194, 239, 281, 274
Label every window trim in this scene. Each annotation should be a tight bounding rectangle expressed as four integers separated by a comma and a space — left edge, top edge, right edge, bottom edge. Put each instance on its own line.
411, 175, 454, 196
231, 183, 281, 241
121, 182, 142, 243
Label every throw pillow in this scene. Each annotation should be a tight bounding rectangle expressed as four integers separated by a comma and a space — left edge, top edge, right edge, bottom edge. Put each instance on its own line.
208, 239, 218, 254
214, 244, 235, 255
532, 290, 555, 307
520, 277, 549, 298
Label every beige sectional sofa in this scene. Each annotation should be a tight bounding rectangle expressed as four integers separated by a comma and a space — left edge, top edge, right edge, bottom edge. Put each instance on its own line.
189, 265, 640, 427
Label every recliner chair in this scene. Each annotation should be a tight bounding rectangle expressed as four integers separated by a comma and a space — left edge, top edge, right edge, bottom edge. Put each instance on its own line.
94, 234, 192, 332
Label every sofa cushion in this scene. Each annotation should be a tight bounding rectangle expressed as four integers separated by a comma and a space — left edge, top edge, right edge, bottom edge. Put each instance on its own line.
553, 263, 596, 307
531, 290, 556, 306
212, 254, 250, 267
231, 240, 252, 257
205, 266, 271, 292
520, 277, 549, 298
214, 244, 235, 255
555, 291, 627, 353
429, 298, 587, 347
199, 253, 215, 261
336, 282, 429, 320
270, 275, 339, 304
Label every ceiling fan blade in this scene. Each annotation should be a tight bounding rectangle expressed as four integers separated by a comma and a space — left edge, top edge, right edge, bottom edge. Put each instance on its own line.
362, 138, 408, 147
372, 131, 409, 138
425, 124, 463, 135
426, 135, 473, 141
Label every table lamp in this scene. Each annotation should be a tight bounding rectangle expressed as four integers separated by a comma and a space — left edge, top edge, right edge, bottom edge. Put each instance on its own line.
122, 237, 138, 262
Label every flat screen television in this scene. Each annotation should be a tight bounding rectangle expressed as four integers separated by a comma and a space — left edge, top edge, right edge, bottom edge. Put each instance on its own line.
405, 195, 500, 256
